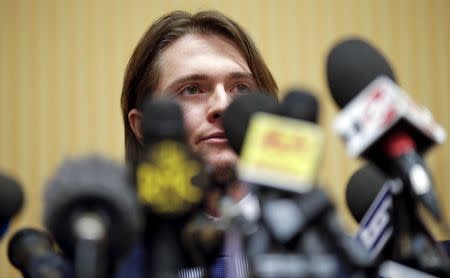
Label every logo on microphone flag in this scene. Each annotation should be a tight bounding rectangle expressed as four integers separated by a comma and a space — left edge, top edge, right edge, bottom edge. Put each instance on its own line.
237, 112, 323, 192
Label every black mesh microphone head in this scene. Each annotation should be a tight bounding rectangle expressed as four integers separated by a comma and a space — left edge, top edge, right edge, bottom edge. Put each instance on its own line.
278, 89, 319, 123
141, 97, 185, 145
44, 154, 142, 260
0, 173, 24, 219
8, 228, 73, 277
8, 228, 54, 269
346, 164, 388, 223
223, 92, 278, 155
326, 38, 397, 108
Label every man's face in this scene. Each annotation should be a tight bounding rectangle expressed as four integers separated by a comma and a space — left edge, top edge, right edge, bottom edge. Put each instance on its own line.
154, 33, 257, 182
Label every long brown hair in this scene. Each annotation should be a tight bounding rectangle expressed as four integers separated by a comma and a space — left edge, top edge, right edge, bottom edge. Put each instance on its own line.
121, 10, 278, 164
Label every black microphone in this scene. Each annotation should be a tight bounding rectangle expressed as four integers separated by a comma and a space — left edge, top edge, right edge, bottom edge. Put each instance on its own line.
326, 38, 396, 108
8, 228, 73, 278
276, 89, 319, 123
346, 164, 450, 275
223, 91, 322, 193
326, 37, 445, 220
224, 90, 372, 277
136, 98, 210, 277
346, 164, 389, 223
44, 155, 142, 278
346, 164, 395, 260
0, 173, 24, 239
223, 92, 278, 155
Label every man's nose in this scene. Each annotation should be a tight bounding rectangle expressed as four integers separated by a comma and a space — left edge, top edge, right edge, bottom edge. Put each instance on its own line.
207, 86, 232, 122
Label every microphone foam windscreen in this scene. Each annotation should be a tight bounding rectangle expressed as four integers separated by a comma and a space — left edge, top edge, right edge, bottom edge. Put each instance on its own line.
278, 89, 319, 123
223, 92, 278, 154
326, 38, 396, 108
141, 97, 185, 144
8, 228, 54, 268
44, 154, 142, 259
0, 173, 24, 219
346, 164, 388, 223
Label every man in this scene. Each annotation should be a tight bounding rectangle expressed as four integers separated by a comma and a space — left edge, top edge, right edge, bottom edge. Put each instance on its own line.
121, 10, 278, 185
118, 10, 278, 277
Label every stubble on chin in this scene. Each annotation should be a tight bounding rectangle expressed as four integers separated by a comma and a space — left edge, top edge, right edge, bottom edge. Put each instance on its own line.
200, 149, 238, 185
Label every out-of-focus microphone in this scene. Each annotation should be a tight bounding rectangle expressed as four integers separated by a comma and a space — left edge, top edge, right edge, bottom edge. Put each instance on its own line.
326, 38, 446, 220
137, 98, 210, 277
224, 91, 322, 193
347, 164, 450, 276
8, 228, 73, 278
346, 164, 394, 259
276, 89, 319, 123
44, 155, 142, 278
223, 92, 278, 155
346, 164, 390, 223
0, 173, 24, 240
225, 91, 373, 276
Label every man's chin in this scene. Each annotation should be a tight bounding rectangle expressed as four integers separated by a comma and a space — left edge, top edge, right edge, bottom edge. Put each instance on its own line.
203, 153, 238, 185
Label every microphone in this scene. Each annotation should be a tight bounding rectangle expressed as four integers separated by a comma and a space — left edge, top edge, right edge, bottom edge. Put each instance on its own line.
326, 38, 446, 220
43, 155, 142, 278
0, 173, 24, 240
223, 91, 323, 193
136, 98, 210, 277
223, 92, 278, 155
346, 164, 394, 259
347, 164, 450, 275
8, 228, 73, 278
224, 90, 373, 276
346, 164, 390, 223
276, 89, 319, 123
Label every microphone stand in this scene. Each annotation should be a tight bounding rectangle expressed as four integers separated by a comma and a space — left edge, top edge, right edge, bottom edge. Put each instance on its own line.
388, 175, 450, 276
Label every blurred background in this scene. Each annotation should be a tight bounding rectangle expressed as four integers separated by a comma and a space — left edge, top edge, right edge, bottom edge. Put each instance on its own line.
1, 0, 449, 276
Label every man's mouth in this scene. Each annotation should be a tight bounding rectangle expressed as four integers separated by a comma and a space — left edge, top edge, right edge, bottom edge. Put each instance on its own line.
201, 131, 228, 143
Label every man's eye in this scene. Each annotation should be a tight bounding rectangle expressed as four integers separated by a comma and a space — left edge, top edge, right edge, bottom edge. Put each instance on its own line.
234, 84, 251, 94
180, 85, 200, 95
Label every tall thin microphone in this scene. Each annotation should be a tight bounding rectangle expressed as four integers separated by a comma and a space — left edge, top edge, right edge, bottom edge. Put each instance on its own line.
326, 37, 445, 220
0, 173, 24, 240
137, 98, 210, 277
44, 155, 142, 278
8, 228, 73, 278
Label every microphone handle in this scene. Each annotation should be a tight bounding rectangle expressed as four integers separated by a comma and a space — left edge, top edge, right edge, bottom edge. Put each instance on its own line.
144, 219, 189, 278
388, 151, 440, 220
72, 213, 108, 278
389, 183, 450, 276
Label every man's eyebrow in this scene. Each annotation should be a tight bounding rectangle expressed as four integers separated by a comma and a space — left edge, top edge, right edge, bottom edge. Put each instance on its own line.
169, 74, 209, 87
167, 72, 255, 88
228, 72, 254, 80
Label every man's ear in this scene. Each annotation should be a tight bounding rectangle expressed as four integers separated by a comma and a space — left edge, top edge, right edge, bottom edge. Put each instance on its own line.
128, 108, 143, 144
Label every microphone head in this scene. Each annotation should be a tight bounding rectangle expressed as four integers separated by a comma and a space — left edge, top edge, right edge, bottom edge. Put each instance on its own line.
8, 228, 54, 269
346, 164, 388, 222
141, 98, 185, 145
0, 173, 24, 219
8, 228, 73, 277
278, 89, 319, 123
44, 154, 142, 260
326, 38, 397, 108
223, 92, 278, 154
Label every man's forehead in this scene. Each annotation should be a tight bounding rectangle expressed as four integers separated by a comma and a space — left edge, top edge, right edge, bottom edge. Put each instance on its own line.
156, 33, 253, 89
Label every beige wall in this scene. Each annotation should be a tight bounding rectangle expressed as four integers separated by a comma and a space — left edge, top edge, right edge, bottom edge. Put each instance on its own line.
1, 0, 449, 276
